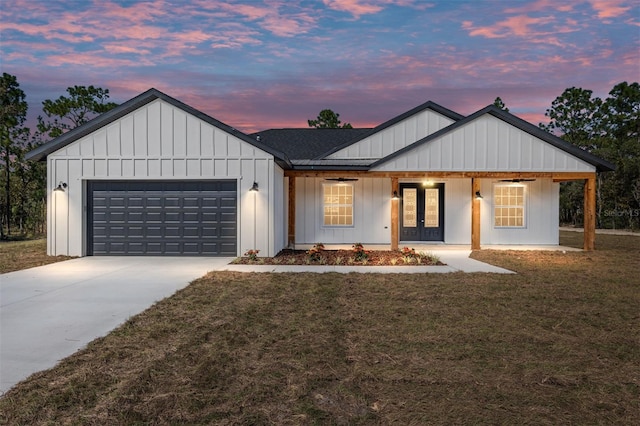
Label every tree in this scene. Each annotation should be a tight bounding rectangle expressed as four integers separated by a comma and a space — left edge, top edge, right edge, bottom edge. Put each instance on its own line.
308, 109, 353, 129
0, 73, 28, 237
594, 82, 640, 229
493, 96, 509, 112
539, 87, 602, 150
38, 85, 118, 138
541, 82, 640, 229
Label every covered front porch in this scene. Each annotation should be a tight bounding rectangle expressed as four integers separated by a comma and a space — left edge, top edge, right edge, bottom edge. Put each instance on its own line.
285, 171, 597, 251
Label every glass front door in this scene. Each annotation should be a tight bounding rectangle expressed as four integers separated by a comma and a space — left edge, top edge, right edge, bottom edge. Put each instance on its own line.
399, 183, 444, 242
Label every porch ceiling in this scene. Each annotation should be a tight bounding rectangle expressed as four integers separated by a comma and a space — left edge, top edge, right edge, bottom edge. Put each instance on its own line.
283, 170, 596, 181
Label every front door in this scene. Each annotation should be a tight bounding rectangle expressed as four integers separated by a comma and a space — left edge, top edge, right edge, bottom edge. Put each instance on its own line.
399, 183, 445, 242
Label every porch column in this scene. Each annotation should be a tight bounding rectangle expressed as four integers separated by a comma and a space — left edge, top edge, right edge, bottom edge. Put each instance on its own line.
288, 177, 296, 248
391, 177, 399, 250
583, 175, 596, 250
471, 178, 481, 250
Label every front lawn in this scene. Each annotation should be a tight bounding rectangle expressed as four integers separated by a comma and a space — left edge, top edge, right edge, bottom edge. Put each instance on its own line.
0, 233, 638, 424
0, 239, 74, 274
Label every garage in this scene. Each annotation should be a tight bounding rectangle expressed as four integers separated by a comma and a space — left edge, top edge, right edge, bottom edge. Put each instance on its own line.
87, 180, 237, 256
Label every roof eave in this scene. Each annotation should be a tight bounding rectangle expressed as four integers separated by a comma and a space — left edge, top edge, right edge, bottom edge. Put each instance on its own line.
291, 165, 371, 171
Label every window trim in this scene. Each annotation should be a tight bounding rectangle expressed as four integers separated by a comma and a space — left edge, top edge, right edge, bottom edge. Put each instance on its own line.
322, 182, 354, 228
493, 183, 527, 229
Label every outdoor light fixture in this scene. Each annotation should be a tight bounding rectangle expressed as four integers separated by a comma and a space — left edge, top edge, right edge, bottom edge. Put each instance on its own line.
249, 182, 259, 192
392, 190, 399, 200
54, 182, 67, 192
475, 191, 483, 199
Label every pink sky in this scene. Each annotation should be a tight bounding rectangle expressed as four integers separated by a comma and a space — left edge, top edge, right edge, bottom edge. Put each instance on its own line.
1, 0, 638, 133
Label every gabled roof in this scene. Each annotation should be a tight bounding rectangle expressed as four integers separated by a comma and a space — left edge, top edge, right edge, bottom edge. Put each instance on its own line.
371, 105, 616, 172
250, 128, 372, 160
316, 100, 465, 159
26, 88, 291, 168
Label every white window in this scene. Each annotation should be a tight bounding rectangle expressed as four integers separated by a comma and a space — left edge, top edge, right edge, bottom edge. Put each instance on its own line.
323, 183, 353, 226
494, 184, 525, 228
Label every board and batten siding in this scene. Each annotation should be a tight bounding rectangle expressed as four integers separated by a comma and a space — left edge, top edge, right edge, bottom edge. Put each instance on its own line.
373, 115, 597, 173
327, 109, 456, 160
295, 177, 391, 245
48, 98, 284, 257
479, 179, 559, 245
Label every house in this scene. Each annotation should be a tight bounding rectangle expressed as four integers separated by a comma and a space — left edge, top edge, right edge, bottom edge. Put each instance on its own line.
26, 88, 614, 257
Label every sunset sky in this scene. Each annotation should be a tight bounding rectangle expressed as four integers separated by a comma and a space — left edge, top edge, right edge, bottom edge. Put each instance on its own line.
1, 0, 639, 133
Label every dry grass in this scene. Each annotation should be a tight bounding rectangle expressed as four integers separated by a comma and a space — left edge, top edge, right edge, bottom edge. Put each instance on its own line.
0, 239, 74, 274
0, 232, 639, 424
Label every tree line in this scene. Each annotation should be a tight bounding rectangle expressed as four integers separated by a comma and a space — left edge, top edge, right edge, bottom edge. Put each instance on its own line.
539, 83, 639, 230
0, 73, 118, 238
1, 73, 638, 239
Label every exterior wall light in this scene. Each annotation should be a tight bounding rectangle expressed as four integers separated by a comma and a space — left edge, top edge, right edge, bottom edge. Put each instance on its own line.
54, 182, 68, 192
475, 191, 483, 199
249, 182, 259, 192
392, 190, 399, 200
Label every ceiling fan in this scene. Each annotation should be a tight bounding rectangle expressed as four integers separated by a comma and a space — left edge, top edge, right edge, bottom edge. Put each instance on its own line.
325, 177, 359, 182
499, 178, 536, 182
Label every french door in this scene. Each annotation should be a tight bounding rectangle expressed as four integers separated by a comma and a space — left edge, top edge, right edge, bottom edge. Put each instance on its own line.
399, 183, 445, 242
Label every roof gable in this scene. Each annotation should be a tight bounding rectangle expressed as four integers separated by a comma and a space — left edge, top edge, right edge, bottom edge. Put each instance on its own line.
320, 101, 464, 159
26, 88, 291, 167
372, 105, 615, 173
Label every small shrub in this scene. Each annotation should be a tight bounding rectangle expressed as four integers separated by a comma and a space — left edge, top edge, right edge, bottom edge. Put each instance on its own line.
401, 256, 414, 264
306, 243, 325, 262
400, 246, 416, 256
389, 257, 398, 266
400, 246, 418, 263
418, 251, 440, 265
335, 256, 344, 265
244, 249, 260, 261
352, 242, 369, 262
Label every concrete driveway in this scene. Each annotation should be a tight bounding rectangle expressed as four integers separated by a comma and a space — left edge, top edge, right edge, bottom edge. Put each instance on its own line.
0, 256, 232, 394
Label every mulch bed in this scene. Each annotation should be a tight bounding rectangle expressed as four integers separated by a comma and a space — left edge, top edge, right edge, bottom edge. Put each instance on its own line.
232, 249, 445, 266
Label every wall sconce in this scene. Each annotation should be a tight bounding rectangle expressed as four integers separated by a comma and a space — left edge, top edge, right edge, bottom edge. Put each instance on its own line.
249, 182, 259, 192
54, 182, 67, 192
475, 191, 483, 199
392, 190, 399, 200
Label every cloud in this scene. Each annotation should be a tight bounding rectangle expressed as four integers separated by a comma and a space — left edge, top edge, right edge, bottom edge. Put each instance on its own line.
588, 0, 632, 19
322, 0, 384, 18
504, 0, 575, 14
2, 0, 636, 136
462, 15, 571, 43
214, 1, 318, 37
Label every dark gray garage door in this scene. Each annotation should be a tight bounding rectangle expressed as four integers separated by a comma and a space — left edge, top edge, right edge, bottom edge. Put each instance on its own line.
87, 180, 237, 256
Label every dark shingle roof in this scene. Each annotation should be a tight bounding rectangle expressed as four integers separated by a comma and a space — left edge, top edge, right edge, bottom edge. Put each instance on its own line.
250, 128, 372, 160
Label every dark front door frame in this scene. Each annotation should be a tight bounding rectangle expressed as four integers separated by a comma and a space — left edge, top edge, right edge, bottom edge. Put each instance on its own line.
399, 182, 445, 242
